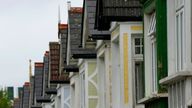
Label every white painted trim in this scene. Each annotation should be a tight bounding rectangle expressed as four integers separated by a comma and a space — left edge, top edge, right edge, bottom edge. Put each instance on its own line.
111, 34, 119, 43
78, 59, 84, 67
85, 60, 89, 108
96, 40, 104, 50
160, 71, 192, 84
97, 48, 105, 58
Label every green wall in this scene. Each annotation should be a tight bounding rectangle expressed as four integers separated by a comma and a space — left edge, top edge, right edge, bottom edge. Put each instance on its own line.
142, 0, 168, 107
143, 0, 168, 93
145, 98, 168, 108
156, 0, 167, 93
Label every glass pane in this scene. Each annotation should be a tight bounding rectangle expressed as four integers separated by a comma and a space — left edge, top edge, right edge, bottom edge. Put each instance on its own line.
148, 13, 156, 35
135, 38, 140, 45
151, 14, 156, 33
135, 47, 141, 54
135, 61, 144, 102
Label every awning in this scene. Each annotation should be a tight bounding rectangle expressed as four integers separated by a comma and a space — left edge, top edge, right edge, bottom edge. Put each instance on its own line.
36, 97, 51, 103
63, 65, 79, 72
50, 80, 70, 84
45, 88, 57, 95
72, 48, 97, 59
31, 106, 42, 108
89, 30, 110, 40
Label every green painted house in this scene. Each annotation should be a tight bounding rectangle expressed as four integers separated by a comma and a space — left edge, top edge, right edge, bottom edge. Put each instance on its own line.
139, 0, 168, 108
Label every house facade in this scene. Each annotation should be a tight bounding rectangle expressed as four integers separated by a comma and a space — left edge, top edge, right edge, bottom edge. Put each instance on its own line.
13, 1, 192, 108
110, 22, 143, 108
66, 6, 83, 108
139, 0, 168, 108
160, 0, 192, 108
94, 0, 144, 108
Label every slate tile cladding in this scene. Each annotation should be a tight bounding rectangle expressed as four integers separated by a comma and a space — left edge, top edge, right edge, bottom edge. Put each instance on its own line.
101, 0, 142, 17
95, 0, 142, 30
49, 42, 60, 82
85, 0, 110, 36
34, 63, 44, 100
102, 0, 142, 16
22, 82, 30, 108
58, 24, 68, 65
43, 51, 49, 96
68, 7, 83, 54
30, 76, 35, 106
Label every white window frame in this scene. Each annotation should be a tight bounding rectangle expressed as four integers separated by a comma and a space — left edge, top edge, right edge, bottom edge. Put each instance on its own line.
132, 34, 144, 103
148, 12, 158, 93
132, 35, 143, 57
133, 60, 144, 102
151, 38, 157, 93
175, 0, 185, 72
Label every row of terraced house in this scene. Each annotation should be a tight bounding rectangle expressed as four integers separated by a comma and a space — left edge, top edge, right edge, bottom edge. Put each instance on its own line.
13, 0, 192, 108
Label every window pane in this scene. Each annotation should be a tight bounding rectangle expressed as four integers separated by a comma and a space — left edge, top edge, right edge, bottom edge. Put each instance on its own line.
135, 47, 141, 54
135, 38, 140, 45
148, 13, 156, 35
135, 61, 144, 102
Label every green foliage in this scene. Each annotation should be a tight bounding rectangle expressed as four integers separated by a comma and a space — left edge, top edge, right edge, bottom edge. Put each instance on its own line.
0, 89, 12, 108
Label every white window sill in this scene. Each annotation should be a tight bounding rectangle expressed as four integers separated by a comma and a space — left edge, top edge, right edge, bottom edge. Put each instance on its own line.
138, 93, 168, 104
160, 71, 192, 85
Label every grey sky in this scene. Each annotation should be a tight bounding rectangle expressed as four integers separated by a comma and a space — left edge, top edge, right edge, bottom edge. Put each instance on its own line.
0, 0, 82, 89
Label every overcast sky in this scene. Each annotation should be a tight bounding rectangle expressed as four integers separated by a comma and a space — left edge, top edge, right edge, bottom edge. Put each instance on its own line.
0, 0, 82, 90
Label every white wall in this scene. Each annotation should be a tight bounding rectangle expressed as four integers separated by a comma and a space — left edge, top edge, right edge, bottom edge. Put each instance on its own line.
70, 75, 80, 108
111, 22, 143, 108
111, 39, 121, 108
167, 0, 192, 75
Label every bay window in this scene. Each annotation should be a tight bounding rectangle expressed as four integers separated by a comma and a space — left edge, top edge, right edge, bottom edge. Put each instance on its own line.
175, 0, 185, 71
148, 12, 157, 93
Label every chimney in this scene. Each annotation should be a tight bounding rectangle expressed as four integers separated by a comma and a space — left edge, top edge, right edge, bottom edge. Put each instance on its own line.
67, 1, 71, 10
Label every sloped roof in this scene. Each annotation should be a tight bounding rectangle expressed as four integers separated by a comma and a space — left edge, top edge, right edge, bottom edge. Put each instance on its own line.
95, 0, 142, 30
69, 7, 83, 13
86, 0, 110, 35
68, 7, 83, 53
